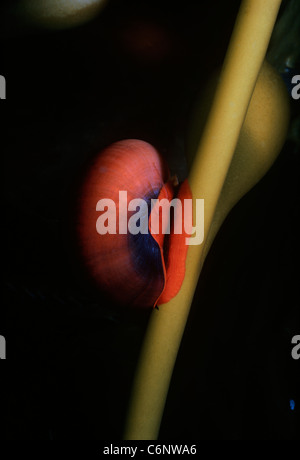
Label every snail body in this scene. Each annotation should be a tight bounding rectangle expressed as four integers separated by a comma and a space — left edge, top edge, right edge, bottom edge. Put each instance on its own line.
76, 139, 192, 308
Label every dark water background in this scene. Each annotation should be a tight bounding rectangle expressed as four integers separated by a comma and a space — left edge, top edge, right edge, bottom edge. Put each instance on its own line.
1, 0, 299, 440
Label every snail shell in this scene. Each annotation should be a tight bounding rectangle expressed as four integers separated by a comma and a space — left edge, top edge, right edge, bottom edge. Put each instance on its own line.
76, 139, 191, 308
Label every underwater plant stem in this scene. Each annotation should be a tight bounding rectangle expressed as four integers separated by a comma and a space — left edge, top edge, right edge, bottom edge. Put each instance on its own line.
123, 0, 282, 440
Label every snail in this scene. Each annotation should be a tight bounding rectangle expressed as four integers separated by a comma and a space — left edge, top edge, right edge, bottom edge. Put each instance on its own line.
75, 61, 289, 310
75, 139, 192, 308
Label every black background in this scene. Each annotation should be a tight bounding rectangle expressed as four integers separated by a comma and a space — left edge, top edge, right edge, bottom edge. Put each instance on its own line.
1, 0, 299, 440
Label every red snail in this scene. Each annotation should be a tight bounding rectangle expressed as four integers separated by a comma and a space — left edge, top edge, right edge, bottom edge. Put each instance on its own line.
76, 139, 192, 308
